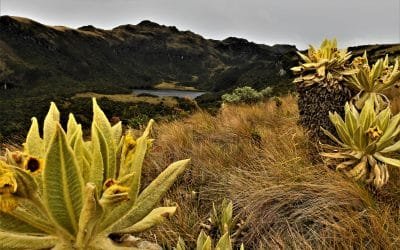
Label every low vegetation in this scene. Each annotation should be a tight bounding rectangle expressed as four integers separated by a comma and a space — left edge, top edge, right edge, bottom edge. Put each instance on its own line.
221, 86, 273, 104
136, 96, 400, 249
0, 93, 197, 143
73, 92, 179, 106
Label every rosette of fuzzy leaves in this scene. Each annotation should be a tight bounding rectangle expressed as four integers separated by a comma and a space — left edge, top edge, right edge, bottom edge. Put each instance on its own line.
321, 98, 400, 188
291, 39, 357, 89
176, 199, 245, 250
346, 52, 400, 111
0, 98, 190, 249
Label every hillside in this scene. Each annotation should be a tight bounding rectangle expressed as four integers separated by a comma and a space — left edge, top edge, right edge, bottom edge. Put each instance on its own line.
0, 16, 296, 95
1, 16, 399, 95
1, 16, 400, 142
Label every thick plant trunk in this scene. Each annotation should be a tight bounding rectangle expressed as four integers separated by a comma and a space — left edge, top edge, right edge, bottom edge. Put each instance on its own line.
297, 84, 353, 144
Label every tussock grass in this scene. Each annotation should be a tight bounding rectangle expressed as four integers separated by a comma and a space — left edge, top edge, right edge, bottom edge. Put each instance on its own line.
142, 95, 400, 249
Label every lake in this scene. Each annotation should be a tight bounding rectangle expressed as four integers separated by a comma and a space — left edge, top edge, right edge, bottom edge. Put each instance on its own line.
132, 89, 206, 99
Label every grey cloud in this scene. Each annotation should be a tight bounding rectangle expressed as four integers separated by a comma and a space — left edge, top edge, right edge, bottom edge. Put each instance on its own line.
2, 0, 400, 48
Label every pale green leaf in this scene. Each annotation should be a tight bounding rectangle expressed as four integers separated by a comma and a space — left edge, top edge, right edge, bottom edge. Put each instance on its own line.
126, 119, 154, 202
221, 201, 233, 234
378, 114, 400, 147
43, 102, 60, 149
296, 51, 312, 63
10, 198, 55, 235
380, 140, 400, 153
197, 231, 211, 250
90, 124, 105, 190
354, 126, 367, 150
112, 121, 123, 146
76, 183, 103, 248
24, 117, 43, 158
0, 212, 44, 234
374, 152, 400, 167
215, 232, 232, 250
93, 98, 116, 180
73, 130, 91, 183
359, 97, 375, 131
344, 103, 357, 134
43, 125, 84, 236
320, 127, 346, 147
66, 113, 79, 141
116, 206, 176, 234
67, 123, 82, 149
376, 107, 391, 131
176, 237, 187, 250
0, 231, 57, 250
105, 159, 189, 233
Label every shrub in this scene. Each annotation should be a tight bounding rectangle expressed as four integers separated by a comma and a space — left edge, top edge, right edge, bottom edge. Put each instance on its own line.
221, 86, 273, 104
272, 96, 282, 107
0, 99, 190, 249
259, 87, 273, 98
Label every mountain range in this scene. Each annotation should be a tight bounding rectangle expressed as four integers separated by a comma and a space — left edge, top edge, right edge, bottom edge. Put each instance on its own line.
0, 16, 299, 96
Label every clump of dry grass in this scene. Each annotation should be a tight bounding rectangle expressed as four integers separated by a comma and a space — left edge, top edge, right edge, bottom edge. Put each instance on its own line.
141, 95, 400, 249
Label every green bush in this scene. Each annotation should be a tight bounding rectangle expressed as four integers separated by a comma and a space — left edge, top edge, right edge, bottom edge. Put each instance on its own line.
222, 86, 273, 104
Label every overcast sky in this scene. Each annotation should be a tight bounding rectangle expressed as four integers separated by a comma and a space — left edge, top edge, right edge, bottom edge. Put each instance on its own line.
2, 0, 400, 49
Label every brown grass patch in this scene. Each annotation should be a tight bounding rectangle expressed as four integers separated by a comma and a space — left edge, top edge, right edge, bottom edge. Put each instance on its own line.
140, 95, 400, 249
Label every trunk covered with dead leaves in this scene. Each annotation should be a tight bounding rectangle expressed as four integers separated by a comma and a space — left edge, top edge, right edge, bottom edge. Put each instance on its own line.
297, 84, 353, 144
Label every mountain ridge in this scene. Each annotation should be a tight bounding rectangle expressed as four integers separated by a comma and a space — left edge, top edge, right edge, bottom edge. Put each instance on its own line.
0, 15, 297, 96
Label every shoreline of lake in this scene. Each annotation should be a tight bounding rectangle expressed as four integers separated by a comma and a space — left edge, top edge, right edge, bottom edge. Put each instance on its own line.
132, 89, 206, 99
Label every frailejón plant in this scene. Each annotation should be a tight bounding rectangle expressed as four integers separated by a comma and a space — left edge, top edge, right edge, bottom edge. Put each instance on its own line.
290, 38, 357, 142
175, 231, 244, 250
321, 98, 400, 188
291, 39, 357, 89
177, 230, 243, 250
176, 199, 244, 250
346, 52, 400, 111
209, 199, 233, 236
0, 98, 190, 249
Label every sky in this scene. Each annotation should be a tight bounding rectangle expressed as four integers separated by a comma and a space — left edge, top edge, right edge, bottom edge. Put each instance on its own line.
1, 0, 400, 49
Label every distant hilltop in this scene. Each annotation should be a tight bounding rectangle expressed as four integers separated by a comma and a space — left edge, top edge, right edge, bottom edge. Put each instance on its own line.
0, 15, 399, 95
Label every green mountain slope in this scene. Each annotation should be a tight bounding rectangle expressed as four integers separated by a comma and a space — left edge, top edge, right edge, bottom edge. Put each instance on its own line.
0, 16, 297, 95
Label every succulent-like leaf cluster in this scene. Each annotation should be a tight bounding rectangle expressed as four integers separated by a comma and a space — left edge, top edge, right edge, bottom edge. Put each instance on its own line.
0, 99, 190, 249
176, 199, 244, 250
321, 98, 400, 188
346, 53, 400, 110
209, 199, 233, 236
291, 39, 357, 88
175, 230, 241, 250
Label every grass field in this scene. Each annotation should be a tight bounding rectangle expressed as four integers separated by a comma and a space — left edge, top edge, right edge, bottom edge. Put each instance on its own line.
137, 95, 400, 249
